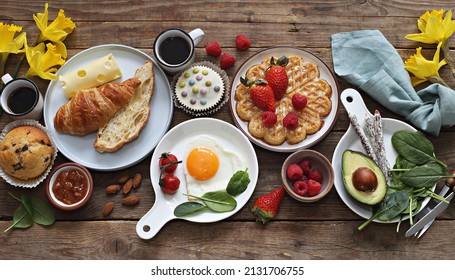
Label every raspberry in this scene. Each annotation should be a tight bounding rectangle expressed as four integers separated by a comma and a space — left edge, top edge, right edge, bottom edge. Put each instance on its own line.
261, 111, 277, 127
286, 163, 303, 181
293, 180, 308, 196
283, 112, 299, 130
205, 41, 222, 57
292, 93, 308, 110
236, 34, 251, 51
309, 168, 323, 183
307, 179, 322, 197
220, 53, 236, 69
298, 159, 312, 171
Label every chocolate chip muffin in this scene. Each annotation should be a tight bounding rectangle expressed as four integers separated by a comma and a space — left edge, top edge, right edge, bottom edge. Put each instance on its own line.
0, 126, 55, 180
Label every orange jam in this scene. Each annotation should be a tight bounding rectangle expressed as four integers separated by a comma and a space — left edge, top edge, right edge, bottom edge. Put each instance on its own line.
52, 168, 88, 205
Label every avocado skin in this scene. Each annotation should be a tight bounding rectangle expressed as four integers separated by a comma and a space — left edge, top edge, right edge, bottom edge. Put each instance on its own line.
341, 150, 387, 205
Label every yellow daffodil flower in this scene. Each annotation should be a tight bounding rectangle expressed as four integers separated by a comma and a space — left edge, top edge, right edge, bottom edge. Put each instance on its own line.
405, 10, 455, 44
24, 38, 65, 81
0, 22, 26, 74
34, 3, 75, 57
405, 42, 447, 87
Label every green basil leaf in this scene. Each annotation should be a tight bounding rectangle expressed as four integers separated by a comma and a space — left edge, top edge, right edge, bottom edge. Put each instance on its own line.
201, 191, 237, 212
226, 169, 250, 196
392, 131, 434, 165
21, 194, 55, 226
399, 162, 446, 188
174, 202, 207, 217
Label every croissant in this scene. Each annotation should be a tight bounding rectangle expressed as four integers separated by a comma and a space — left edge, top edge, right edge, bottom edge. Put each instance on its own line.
54, 78, 141, 136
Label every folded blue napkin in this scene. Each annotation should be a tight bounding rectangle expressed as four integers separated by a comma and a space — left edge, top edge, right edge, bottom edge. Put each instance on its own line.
331, 29, 455, 136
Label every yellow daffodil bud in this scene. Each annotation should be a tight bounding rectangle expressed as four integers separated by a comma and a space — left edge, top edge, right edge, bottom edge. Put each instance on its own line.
404, 42, 447, 87
34, 3, 76, 53
405, 10, 455, 44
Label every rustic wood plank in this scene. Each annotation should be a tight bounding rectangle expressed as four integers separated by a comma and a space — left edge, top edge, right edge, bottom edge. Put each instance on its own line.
1, 220, 454, 259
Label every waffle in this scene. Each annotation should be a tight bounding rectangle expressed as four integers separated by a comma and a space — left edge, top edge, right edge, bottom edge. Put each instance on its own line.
235, 55, 332, 146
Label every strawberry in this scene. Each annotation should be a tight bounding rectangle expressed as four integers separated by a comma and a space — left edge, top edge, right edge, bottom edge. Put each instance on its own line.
240, 77, 275, 111
236, 34, 251, 51
283, 112, 299, 130
309, 168, 323, 183
265, 56, 289, 100
261, 111, 277, 127
307, 179, 322, 197
251, 187, 285, 224
220, 53, 236, 69
205, 41, 222, 57
286, 163, 303, 181
292, 93, 308, 110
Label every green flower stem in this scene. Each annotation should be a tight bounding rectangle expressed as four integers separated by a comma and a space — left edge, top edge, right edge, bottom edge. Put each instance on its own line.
11, 53, 25, 79
427, 75, 450, 87
442, 41, 455, 78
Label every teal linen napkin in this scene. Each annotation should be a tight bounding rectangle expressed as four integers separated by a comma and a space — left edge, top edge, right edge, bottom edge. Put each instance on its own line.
331, 29, 455, 136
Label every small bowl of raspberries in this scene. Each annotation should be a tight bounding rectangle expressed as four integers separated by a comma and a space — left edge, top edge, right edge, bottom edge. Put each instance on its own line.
281, 149, 334, 202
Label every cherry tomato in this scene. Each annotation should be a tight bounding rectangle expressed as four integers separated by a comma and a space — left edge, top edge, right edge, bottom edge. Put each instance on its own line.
159, 174, 180, 194
158, 152, 181, 173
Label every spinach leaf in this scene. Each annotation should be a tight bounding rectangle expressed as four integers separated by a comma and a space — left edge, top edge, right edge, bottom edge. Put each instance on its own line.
21, 194, 55, 226
4, 205, 33, 232
399, 162, 447, 188
377, 191, 409, 221
174, 202, 207, 217
185, 191, 237, 212
226, 169, 250, 196
392, 131, 435, 165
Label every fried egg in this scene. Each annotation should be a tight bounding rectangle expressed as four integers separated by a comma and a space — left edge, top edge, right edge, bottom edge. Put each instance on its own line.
184, 135, 245, 198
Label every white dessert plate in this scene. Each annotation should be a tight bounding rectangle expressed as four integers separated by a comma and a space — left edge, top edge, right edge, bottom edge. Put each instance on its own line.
43, 44, 173, 171
136, 118, 259, 239
229, 47, 340, 152
332, 88, 431, 223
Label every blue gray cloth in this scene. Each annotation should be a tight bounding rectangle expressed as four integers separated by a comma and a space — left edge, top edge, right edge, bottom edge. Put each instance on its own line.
331, 29, 455, 136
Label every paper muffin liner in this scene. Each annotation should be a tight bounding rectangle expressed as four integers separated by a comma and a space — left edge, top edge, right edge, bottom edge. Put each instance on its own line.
171, 61, 230, 117
0, 119, 58, 188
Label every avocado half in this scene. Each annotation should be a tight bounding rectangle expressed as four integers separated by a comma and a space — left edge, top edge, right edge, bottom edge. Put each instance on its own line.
341, 150, 387, 205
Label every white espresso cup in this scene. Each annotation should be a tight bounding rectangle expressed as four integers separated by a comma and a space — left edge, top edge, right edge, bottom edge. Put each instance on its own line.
153, 28, 205, 75
1, 74, 44, 120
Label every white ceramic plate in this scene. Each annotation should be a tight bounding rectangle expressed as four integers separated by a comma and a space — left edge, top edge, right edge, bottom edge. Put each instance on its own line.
43, 44, 173, 171
332, 88, 431, 222
229, 47, 340, 152
136, 118, 259, 239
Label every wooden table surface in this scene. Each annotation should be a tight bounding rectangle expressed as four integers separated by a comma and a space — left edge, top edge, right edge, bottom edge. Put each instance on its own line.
1, 0, 455, 260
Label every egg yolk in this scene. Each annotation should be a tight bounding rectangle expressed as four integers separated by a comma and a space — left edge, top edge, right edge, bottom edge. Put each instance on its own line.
186, 147, 219, 180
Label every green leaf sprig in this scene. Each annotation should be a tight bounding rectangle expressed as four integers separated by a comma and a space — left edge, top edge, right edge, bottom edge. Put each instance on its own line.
4, 193, 55, 233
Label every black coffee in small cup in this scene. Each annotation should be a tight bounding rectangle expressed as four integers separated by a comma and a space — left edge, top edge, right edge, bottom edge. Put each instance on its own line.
7, 87, 37, 114
159, 36, 191, 65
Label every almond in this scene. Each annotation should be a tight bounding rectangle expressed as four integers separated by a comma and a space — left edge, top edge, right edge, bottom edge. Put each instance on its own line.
118, 174, 130, 184
105, 184, 121, 194
132, 172, 142, 188
103, 202, 114, 216
122, 195, 140, 205
122, 178, 133, 195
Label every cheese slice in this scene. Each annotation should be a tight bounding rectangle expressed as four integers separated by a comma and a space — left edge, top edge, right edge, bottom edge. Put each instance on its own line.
59, 53, 122, 99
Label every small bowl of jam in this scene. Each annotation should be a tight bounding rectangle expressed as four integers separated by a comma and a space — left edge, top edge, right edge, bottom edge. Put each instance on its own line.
46, 162, 93, 210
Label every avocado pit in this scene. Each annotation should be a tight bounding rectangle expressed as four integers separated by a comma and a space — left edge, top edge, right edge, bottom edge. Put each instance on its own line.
352, 167, 378, 192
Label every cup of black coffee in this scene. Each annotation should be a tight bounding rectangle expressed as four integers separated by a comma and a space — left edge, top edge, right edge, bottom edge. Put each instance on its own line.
1, 74, 44, 120
153, 28, 205, 75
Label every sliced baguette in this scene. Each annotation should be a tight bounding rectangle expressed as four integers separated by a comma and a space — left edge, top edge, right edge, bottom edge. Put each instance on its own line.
94, 61, 154, 153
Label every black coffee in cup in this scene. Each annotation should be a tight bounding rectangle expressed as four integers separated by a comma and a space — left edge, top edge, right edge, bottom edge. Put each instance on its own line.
159, 36, 191, 65
7, 87, 37, 114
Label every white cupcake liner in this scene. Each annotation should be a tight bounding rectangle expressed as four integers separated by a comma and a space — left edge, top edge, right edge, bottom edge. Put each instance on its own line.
0, 119, 58, 188
170, 61, 230, 117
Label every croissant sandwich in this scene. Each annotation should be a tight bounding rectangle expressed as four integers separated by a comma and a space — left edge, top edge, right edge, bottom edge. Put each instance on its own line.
54, 78, 141, 136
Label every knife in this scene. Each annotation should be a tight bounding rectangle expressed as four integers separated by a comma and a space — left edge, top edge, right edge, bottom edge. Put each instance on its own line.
405, 189, 454, 237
